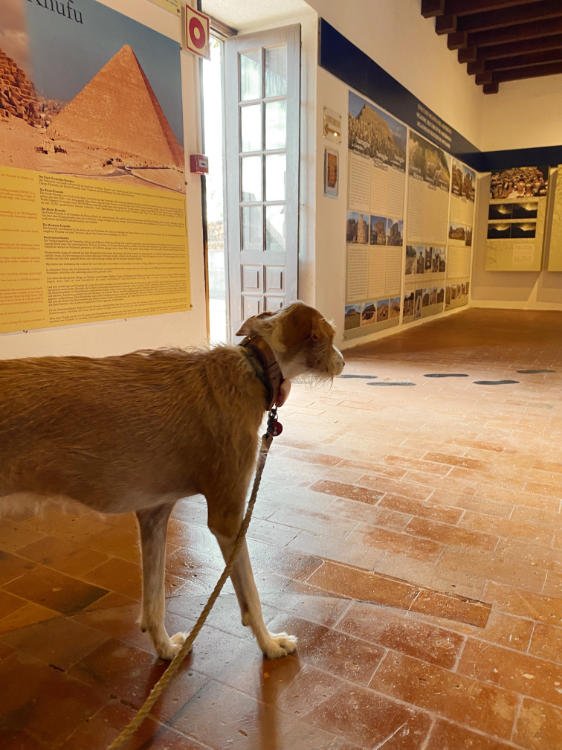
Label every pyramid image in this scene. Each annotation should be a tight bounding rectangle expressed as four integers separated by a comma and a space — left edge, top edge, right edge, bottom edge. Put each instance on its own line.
48, 45, 183, 168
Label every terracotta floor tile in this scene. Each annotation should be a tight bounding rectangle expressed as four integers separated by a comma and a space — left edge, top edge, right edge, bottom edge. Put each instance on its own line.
542, 569, 562, 598
267, 504, 358, 538
429, 490, 513, 519
0, 589, 26, 620
69, 638, 167, 709
274, 663, 343, 716
170, 677, 331, 750
310, 478, 384, 505
528, 622, 562, 663
65, 699, 206, 750
358, 473, 434, 501
307, 561, 418, 610
4, 566, 108, 615
459, 638, 562, 707
371, 650, 518, 739
476, 611, 534, 652
380, 492, 463, 525
496, 537, 562, 574
0, 551, 36, 585
337, 602, 464, 668
514, 697, 562, 750
406, 516, 497, 551
267, 614, 385, 685
1, 614, 108, 670
484, 581, 562, 625
439, 547, 546, 592
460, 511, 554, 547
339, 456, 408, 478
0, 602, 59, 636
0, 521, 46, 552
306, 683, 431, 748
346, 524, 442, 562
0, 651, 105, 745
423, 452, 485, 471
17, 535, 109, 577
326, 496, 411, 531
82, 557, 141, 599
383, 454, 452, 476
283, 448, 342, 466
410, 589, 491, 627
426, 719, 518, 749
0, 730, 48, 749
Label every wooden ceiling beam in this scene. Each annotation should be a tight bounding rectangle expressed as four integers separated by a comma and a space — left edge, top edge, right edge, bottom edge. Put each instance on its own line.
467, 60, 487, 75
421, 0, 445, 18
475, 70, 495, 84
447, 31, 468, 49
457, 1, 562, 34
477, 33, 562, 60
467, 16, 562, 47
444, 0, 540, 16
493, 59, 562, 81
458, 46, 478, 62
484, 48, 562, 71
435, 14, 457, 34
483, 81, 500, 93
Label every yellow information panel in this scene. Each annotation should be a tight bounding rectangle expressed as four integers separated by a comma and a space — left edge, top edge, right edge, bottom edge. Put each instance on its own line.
0, 167, 190, 333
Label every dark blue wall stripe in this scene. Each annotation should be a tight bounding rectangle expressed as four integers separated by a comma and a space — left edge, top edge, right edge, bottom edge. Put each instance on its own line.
319, 19, 562, 172
457, 146, 562, 172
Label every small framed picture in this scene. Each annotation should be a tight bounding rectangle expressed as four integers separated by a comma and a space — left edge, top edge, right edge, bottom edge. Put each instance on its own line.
324, 147, 339, 198
323, 107, 342, 143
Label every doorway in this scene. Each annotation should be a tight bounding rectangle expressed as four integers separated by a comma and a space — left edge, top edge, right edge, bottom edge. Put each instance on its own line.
202, 25, 301, 344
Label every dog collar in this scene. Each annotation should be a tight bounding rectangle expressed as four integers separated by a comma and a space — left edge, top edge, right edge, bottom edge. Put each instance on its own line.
239, 335, 284, 411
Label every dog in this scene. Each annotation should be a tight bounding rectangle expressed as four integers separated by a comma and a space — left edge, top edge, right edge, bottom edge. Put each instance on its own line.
0, 302, 344, 660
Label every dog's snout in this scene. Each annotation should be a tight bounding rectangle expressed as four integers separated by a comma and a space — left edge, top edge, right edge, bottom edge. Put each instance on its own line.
332, 347, 345, 376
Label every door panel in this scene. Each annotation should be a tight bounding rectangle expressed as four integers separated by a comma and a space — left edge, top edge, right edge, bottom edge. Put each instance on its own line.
225, 25, 300, 338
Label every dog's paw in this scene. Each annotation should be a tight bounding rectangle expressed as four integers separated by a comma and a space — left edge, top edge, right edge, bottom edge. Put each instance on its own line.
157, 631, 191, 661
263, 632, 297, 659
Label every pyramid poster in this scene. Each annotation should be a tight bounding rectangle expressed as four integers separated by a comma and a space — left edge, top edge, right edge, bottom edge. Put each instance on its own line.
0, 0, 190, 335
0, 0, 185, 191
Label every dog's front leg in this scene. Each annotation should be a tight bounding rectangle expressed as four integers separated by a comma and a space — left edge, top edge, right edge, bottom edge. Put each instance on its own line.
210, 521, 297, 659
135, 504, 187, 660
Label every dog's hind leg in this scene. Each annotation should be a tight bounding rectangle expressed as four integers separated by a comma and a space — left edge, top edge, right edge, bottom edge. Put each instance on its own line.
208, 505, 297, 659
136, 503, 187, 660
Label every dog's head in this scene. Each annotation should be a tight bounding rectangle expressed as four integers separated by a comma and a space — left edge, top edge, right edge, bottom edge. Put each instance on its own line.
237, 302, 344, 381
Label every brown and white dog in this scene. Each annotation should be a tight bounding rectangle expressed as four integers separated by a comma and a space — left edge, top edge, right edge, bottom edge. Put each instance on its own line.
0, 302, 344, 660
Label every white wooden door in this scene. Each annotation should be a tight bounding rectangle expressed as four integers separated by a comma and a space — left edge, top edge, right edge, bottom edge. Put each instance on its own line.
225, 25, 300, 338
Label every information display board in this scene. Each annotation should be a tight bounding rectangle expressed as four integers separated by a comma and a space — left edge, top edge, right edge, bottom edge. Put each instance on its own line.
485, 167, 548, 272
345, 93, 406, 338
0, 0, 189, 334
344, 89, 477, 340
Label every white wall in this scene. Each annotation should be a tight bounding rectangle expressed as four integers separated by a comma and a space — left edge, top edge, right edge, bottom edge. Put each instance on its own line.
307, 0, 562, 328
305, 0, 482, 149
479, 74, 562, 152
315, 67, 348, 339
470, 173, 562, 310
1, 0, 208, 358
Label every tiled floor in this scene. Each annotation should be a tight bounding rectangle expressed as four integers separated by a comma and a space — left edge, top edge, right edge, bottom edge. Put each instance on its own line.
1, 308, 561, 749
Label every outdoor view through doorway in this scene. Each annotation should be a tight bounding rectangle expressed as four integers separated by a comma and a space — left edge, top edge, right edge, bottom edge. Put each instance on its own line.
202, 35, 227, 344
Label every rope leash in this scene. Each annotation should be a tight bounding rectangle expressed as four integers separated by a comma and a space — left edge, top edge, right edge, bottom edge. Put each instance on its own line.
107, 409, 281, 750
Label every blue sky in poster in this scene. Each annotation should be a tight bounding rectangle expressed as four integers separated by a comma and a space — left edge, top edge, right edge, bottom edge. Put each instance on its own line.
24, 0, 183, 143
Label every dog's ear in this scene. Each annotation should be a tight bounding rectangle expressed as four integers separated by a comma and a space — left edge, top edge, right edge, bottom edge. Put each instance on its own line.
236, 311, 274, 336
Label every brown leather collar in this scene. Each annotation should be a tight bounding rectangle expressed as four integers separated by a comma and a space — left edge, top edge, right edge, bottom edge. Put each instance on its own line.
239, 335, 283, 411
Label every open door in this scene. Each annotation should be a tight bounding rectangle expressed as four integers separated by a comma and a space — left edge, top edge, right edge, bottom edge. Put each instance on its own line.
224, 25, 300, 338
